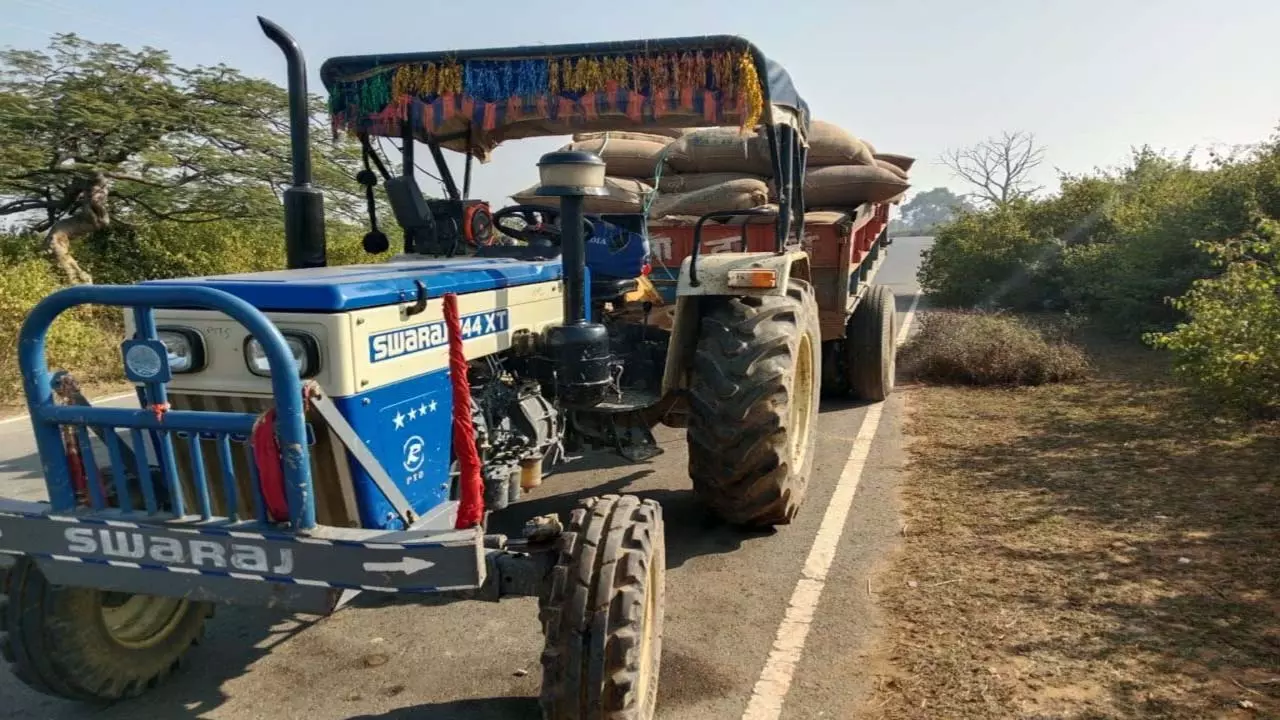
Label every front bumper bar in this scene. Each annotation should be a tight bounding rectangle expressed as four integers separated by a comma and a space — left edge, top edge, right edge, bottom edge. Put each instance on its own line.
0, 498, 485, 614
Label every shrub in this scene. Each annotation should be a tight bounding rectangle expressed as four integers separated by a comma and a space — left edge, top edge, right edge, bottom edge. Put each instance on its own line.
1146, 221, 1280, 418
0, 257, 122, 395
917, 202, 1063, 310
78, 220, 376, 285
900, 310, 1091, 387
917, 147, 1252, 332
0, 219, 378, 397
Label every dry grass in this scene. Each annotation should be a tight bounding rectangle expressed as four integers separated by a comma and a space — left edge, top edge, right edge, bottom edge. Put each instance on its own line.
899, 310, 1091, 387
864, 333, 1280, 719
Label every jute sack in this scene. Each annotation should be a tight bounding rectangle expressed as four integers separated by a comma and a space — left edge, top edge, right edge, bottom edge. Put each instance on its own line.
803, 165, 909, 208
560, 137, 669, 179
643, 127, 697, 139
874, 153, 915, 172
649, 177, 770, 217
511, 176, 654, 214
571, 130, 676, 144
657, 172, 766, 194
807, 120, 875, 167
664, 127, 773, 175
875, 159, 909, 180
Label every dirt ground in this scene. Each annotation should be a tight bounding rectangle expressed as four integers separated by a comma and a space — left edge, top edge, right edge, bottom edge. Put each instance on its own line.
862, 337, 1280, 719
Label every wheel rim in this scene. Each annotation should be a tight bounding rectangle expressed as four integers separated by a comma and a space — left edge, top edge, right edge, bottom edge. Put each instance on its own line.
787, 333, 816, 468
100, 592, 189, 650
636, 550, 660, 705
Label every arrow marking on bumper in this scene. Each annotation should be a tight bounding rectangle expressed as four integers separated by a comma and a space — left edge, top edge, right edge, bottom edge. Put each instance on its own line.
362, 557, 435, 575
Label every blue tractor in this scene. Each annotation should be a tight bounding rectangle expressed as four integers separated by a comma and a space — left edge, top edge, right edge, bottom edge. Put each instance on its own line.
0, 18, 822, 718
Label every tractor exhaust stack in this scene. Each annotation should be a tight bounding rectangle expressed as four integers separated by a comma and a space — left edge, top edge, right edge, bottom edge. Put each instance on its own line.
258, 16, 327, 269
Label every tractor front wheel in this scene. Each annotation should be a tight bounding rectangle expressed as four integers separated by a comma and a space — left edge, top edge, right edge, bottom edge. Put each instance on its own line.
538, 494, 665, 720
1, 556, 212, 702
686, 280, 822, 526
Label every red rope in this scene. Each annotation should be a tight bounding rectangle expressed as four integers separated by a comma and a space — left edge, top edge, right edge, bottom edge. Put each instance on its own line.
444, 292, 484, 529
251, 407, 290, 523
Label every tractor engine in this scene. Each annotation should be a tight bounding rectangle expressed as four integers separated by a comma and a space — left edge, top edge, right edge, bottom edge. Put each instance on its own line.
465, 356, 559, 510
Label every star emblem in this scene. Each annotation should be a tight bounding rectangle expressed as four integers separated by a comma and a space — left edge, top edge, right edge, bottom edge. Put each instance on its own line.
392, 411, 405, 430
428, 399, 438, 413
418, 403, 428, 416
408, 407, 418, 420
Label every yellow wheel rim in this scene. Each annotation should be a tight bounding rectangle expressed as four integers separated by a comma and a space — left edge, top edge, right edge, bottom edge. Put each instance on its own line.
100, 592, 189, 650
787, 333, 815, 468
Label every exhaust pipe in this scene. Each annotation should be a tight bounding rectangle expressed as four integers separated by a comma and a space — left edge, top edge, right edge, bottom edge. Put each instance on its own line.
258, 16, 326, 269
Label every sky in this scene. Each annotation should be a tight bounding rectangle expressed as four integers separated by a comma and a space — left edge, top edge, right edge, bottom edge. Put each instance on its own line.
6, 0, 1280, 208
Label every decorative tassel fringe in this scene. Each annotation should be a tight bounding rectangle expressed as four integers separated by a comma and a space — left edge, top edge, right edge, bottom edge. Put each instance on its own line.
328, 49, 768, 137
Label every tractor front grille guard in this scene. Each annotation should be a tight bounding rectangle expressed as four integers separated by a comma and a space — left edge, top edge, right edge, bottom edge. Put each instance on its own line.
17, 284, 317, 530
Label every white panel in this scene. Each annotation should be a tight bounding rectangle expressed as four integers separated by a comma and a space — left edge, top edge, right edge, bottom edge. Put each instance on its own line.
132, 281, 566, 399
350, 281, 564, 392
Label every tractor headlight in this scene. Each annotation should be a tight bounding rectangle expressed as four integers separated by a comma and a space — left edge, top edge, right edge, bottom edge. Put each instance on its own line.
156, 328, 205, 373
243, 332, 320, 378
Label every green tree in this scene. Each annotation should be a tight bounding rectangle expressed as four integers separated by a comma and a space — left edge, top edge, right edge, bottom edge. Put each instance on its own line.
893, 186, 972, 234
0, 33, 365, 283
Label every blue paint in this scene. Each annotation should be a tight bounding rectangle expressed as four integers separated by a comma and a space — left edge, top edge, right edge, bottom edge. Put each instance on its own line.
139, 257, 563, 312
18, 284, 315, 529
647, 265, 680, 304
330, 371, 454, 530
585, 222, 649, 280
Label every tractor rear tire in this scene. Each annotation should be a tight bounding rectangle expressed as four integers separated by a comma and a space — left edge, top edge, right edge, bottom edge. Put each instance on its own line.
1, 556, 212, 702
686, 279, 822, 526
846, 284, 897, 402
538, 494, 665, 720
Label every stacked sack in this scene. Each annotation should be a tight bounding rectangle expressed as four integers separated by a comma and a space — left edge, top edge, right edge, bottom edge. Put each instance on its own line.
509, 122, 917, 216
654, 119, 914, 216
510, 131, 675, 213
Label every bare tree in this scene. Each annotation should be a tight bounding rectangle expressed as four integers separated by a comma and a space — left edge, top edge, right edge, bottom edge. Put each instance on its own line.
940, 131, 1045, 206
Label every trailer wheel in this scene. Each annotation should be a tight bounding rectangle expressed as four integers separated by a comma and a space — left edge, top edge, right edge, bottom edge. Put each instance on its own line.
1, 556, 211, 702
539, 494, 665, 720
846, 284, 897, 402
686, 279, 822, 526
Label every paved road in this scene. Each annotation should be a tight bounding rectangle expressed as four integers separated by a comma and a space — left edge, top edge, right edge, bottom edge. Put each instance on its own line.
0, 236, 931, 720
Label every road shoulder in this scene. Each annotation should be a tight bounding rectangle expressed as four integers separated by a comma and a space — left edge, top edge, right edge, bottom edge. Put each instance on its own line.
859, 336, 1280, 719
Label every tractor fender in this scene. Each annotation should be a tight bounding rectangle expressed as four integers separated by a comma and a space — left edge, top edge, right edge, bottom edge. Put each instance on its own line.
660, 250, 812, 397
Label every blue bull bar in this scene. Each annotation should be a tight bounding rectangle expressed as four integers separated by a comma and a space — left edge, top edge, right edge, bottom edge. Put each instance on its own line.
3, 284, 487, 613
18, 284, 315, 529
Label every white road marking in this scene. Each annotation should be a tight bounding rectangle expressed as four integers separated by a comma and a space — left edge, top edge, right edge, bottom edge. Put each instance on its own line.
742, 292, 921, 720
896, 292, 922, 347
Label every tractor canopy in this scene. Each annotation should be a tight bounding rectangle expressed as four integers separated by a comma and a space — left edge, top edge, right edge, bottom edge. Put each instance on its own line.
319, 36, 811, 161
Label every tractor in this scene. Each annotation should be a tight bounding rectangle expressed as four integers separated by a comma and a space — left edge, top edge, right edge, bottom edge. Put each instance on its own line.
0, 17, 865, 719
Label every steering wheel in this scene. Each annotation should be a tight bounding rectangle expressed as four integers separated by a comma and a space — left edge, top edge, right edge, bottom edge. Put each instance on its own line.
492, 204, 596, 246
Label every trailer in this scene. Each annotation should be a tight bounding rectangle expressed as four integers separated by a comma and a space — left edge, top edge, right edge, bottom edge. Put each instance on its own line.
645, 202, 898, 402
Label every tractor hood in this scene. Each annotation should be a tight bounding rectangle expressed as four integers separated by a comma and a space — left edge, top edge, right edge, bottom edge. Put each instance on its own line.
141, 257, 563, 313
